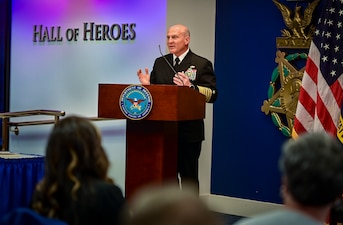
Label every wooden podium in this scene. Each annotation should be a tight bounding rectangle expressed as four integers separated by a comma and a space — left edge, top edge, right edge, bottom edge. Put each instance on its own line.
98, 84, 206, 198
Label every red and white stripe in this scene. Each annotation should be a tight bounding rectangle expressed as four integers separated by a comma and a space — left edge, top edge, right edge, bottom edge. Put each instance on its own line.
293, 42, 343, 138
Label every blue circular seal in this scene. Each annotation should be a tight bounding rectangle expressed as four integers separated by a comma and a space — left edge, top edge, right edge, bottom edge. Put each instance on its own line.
119, 85, 153, 120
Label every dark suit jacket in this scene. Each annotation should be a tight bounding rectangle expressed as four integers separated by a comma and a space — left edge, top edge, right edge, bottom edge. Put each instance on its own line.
150, 50, 217, 142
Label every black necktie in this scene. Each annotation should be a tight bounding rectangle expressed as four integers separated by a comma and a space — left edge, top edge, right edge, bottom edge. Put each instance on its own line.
174, 57, 180, 66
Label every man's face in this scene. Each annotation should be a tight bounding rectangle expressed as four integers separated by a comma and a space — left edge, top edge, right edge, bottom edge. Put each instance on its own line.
167, 26, 190, 56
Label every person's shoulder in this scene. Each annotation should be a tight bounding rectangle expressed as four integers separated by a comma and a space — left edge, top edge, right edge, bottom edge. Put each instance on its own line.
154, 54, 172, 64
233, 210, 321, 225
187, 51, 212, 64
233, 214, 275, 225
92, 180, 124, 198
156, 53, 172, 60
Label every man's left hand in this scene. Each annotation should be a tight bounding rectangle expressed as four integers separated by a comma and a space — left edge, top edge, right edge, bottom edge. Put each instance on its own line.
173, 72, 191, 87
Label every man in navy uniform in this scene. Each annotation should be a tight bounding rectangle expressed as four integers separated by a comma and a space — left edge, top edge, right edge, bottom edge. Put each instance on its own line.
137, 24, 217, 192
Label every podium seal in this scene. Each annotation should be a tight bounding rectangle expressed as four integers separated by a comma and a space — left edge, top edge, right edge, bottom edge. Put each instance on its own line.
119, 85, 153, 120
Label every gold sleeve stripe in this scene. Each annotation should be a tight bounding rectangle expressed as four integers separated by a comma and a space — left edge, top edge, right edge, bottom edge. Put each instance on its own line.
198, 86, 213, 102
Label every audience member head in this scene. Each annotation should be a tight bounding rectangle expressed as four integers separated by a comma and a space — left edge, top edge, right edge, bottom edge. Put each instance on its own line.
279, 132, 343, 207
126, 182, 223, 225
32, 115, 113, 217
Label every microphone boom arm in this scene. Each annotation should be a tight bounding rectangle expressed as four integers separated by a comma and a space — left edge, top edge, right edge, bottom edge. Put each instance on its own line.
158, 45, 184, 85
158, 45, 177, 75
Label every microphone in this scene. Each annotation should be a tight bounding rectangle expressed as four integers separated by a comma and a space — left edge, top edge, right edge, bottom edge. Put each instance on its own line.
158, 45, 184, 85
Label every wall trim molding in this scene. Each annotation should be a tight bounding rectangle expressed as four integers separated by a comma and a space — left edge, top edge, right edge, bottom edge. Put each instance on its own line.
200, 194, 284, 217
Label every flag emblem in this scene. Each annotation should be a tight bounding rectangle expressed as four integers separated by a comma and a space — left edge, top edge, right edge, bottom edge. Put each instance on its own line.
293, 0, 343, 139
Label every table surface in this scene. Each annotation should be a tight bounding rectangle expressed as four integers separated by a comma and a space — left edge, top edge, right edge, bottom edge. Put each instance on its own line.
0, 152, 43, 159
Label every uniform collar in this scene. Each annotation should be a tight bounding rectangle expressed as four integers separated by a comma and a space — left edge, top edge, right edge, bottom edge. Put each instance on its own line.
173, 48, 189, 64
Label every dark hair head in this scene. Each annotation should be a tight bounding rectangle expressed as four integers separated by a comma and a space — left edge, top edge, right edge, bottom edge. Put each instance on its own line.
280, 132, 343, 206
32, 115, 112, 217
126, 182, 222, 225
45, 115, 110, 183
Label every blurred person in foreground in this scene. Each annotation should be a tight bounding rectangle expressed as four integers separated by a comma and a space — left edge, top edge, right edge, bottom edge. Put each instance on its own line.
125, 182, 223, 225
233, 132, 343, 225
30, 116, 127, 225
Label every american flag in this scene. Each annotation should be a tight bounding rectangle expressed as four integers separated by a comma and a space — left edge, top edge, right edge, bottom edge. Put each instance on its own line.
292, 0, 343, 139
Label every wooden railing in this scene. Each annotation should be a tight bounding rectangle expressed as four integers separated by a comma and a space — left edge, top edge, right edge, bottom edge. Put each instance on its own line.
0, 110, 66, 151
